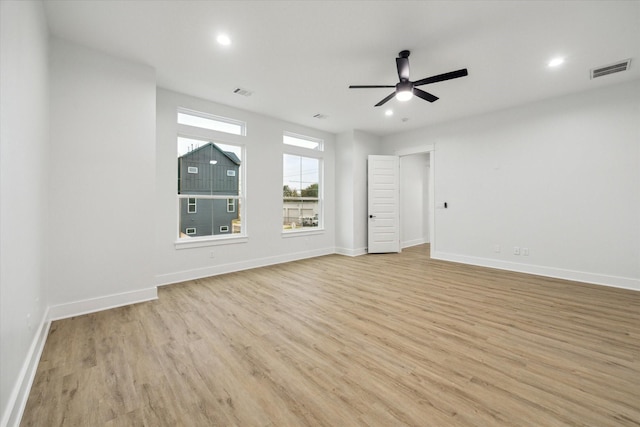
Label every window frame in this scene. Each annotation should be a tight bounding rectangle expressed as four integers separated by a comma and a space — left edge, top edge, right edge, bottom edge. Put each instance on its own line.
178, 107, 246, 136
187, 197, 197, 214
175, 111, 247, 249
282, 133, 324, 235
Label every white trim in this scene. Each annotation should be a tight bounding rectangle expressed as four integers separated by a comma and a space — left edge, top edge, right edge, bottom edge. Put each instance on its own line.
394, 144, 435, 157
155, 247, 334, 286
175, 235, 248, 249
432, 251, 640, 291
401, 238, 427, 249
47, 287, 158, 321
395, 145, 435, 255
335, 246, 367, 257
187, 198, 197, 214
1, 308, 50, 427
281, 229, 325, 238
177, 107, 246, 136
283, 131, 324, 151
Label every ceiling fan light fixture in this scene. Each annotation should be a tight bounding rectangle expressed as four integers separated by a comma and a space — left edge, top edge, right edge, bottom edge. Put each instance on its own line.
395, 81, 414, 102
395, 90, 413, 102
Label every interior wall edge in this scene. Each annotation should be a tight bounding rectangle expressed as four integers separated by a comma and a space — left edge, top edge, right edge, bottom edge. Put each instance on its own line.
47, 287, 158, 322
335, 247, 367, 257
401, 239, 428, 249
1, 308, 50, 427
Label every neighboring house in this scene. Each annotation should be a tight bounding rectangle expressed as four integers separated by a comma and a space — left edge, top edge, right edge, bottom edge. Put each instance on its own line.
178, 143, 240, 237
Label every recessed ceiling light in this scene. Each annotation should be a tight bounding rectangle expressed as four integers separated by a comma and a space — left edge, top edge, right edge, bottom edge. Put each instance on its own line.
385, 109, 393, 116
548, 57, 565, 67
216, 34, 231, 46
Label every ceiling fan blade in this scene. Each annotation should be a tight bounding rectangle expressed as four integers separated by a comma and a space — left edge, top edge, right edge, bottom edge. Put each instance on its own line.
396, 57, 410, 81
374, 92, 397, 107
349, 85, 395, 89
413, 88, 439, 103
413, 68, 468, 86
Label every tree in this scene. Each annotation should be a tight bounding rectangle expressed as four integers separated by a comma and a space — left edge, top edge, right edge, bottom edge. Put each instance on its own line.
283, 185, 299, 197
301, 183, 318, 198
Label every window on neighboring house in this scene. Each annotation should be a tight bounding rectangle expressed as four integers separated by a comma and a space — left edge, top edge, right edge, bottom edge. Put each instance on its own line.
283, 133, 323, 232
177, 109, 245, 242
187, 197, 197, 213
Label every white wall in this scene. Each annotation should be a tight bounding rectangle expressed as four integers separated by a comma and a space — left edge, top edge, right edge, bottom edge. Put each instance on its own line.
155, 89, 335, 285
0, 1, 50, 425
400, 153, 429, 247
383, 80, 640, 290
48, 38, 157, 316
335, 131, 355, 253
334, 130, 381, 255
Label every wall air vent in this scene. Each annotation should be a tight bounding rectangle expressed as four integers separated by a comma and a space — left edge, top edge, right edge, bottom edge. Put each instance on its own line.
590, 59, 631, 79
233, 87, 253, 97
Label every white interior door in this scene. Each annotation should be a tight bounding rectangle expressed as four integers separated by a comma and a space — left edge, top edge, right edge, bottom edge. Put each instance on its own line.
367, 155, 400, 253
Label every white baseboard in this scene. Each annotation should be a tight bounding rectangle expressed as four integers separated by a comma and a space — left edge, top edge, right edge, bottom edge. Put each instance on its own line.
155, 247, 336, 286
401, 238, 427, 249
47, 287, 158, 321
432, 251, 640, 291
335, 246, 367, 257
2, 308, 50, 427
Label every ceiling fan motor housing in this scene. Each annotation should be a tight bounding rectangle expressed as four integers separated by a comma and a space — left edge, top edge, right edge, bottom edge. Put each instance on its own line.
396, 80, 413, 93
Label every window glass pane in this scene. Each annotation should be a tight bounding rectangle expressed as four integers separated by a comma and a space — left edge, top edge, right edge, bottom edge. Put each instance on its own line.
178, 111, 244, 135
178, 135, 243, 239
283, 154, 320, 230
178, 138, 242, 197
179, 197, 242, 238
283, 133, 322, 150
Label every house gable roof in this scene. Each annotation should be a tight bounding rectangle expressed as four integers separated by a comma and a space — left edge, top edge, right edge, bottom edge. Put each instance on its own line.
179, 142, 240, 165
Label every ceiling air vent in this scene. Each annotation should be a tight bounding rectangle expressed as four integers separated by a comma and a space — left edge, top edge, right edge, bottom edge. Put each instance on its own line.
233, 87, 253, 97
590, 59, 631, 79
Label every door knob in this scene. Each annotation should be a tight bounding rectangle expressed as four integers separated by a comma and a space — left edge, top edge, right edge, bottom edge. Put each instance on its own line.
369, 215, 376, 218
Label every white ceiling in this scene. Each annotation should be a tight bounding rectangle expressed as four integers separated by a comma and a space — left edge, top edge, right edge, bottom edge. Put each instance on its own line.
43, 0, 640, 136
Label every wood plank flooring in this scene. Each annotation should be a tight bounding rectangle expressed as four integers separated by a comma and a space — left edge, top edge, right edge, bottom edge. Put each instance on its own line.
21, 245, 640, 426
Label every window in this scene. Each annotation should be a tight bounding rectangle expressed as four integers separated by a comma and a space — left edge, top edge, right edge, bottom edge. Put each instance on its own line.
177, 129, 244, 241
283, 133, 323, 232
283, 132, 323, 150
178, 108, 246, 136
187, 198, 197, 214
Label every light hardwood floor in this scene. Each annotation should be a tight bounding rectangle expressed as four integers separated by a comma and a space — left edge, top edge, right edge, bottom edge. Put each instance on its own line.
21, 245, 640, 426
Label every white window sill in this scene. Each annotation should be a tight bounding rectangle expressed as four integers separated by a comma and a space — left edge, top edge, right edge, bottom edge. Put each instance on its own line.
175, 235, 248, 249
281, 228, 325, 238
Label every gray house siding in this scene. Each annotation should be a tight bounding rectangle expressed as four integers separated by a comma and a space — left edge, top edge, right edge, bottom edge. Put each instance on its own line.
178, 143, 240, 237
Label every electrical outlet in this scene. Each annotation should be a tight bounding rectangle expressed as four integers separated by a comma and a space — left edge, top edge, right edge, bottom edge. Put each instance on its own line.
209, 251, 215, 259
513, 246, 520, 255
522, 248, 529, 256
494, 245, 501, 253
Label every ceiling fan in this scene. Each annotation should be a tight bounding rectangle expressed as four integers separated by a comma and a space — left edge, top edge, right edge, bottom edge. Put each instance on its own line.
349, 50, 468, 107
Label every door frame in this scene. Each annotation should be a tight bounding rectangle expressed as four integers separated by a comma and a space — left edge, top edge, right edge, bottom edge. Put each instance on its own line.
394, 144, 435, 255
